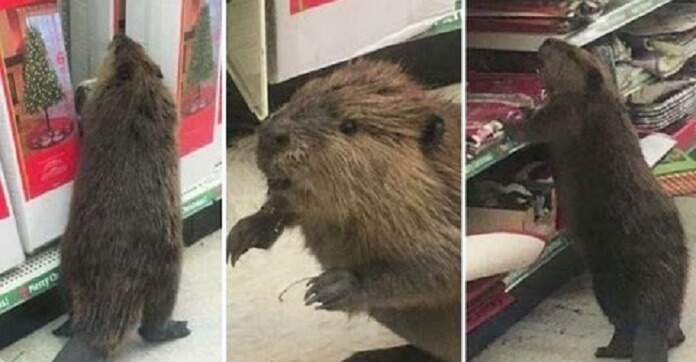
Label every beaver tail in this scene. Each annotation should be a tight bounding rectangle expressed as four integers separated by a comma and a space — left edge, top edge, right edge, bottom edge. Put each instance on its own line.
58, 284, 144, 359
52, 338, 106, 362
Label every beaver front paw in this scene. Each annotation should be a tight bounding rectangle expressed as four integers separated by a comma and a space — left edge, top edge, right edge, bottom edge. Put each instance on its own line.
227, 213, 282, 266
304, 269, 365, 311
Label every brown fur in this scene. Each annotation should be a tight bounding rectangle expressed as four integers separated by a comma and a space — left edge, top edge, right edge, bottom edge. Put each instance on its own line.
509, 39, 688, 362
57, 34, 185, 358
229, 59, 461, 361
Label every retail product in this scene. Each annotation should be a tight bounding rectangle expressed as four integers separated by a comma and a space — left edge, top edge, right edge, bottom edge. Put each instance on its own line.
126, 0, 223, 194
0, 0, 78, 253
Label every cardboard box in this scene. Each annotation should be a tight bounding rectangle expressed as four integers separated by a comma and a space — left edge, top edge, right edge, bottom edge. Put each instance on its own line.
69, 0, 126, 85
126, 0, 223, 194
228, 0, 457, 119
0, 163, 24, 275
466, 192, 557, 238
0, 0, 78, 253
268, 0, 454, 83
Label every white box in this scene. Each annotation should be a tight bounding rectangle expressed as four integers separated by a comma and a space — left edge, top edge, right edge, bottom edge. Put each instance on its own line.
127, 0, 223, 194
0, 163, 24, 275
268, 0, 454, 83
69, 0, 126, 85
228, 0, 456, 119
0, 0, 78, 253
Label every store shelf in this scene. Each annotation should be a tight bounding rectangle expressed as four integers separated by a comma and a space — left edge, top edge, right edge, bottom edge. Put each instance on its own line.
0, 166, 223, 316
466, 140, 527, 179
413, 1, 462, 41
503, 233, 570, 291
467, 0, 673, 51
467, 234, 585, 359
467, 70, 663, 179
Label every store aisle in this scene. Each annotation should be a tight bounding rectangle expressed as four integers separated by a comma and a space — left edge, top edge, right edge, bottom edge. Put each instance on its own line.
226, 137, 406, 362
473, 197, 696, 362
0, 230, 223, 362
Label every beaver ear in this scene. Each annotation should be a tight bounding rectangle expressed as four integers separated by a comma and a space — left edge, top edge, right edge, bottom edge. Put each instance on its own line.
115, 63, 134, 81
153, 64, 163, 79
420, 114, 445, 151
586, 68, 603, 92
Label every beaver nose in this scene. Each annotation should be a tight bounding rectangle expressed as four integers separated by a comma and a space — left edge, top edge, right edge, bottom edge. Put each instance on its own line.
260, 121, 290, 150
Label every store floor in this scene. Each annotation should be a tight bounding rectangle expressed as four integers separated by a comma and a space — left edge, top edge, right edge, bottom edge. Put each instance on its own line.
473, 196, 696, 362
227, 137, 405, 362
0, 231, 223, 362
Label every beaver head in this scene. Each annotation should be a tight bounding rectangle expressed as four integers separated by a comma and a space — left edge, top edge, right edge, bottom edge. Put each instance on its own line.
84, 34, 176, 137
507, 39, 628, 142
537, 38, 616, 97
97, 34, 163, 85
256, 60, 457, 219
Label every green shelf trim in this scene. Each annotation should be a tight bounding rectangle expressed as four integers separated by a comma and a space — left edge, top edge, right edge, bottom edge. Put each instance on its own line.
503, 233, 570, 292
466, 140, 527, 179
0, 169, 223, 317
0, 265, 59, 315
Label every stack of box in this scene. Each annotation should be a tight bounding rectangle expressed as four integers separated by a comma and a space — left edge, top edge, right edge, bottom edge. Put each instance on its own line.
0, 0, 78, 254
126, 0, 223, 196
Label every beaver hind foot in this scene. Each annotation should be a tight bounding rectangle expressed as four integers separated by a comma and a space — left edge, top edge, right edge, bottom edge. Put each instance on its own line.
53, 318, 73, 337
138, 320, 191, 342
595, 324, 684, 361
342, 345, 443, 362
52, 338, 106, 362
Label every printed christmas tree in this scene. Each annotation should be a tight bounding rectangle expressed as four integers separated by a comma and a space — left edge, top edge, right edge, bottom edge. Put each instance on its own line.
187, 2, 214, 105
23, 26, 63, 132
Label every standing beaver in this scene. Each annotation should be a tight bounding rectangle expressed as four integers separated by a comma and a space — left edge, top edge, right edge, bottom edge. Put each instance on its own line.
508, 38, 688, 362
228, 59, 462, 362
52, 34, 190, 362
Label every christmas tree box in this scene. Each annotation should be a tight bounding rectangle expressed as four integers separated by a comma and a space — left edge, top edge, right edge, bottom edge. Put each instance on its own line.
126, 0, 223, 193
268, 0, 454, 83
0, 0, 78, 253
0, 162, 24, 275
69, 0, 126, 86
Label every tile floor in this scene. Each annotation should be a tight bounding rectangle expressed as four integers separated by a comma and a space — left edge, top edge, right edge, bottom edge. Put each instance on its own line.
0, 230, 223, 362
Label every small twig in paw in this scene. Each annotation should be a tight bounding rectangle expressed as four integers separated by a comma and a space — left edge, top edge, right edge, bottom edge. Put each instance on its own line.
278, 277, 313, 302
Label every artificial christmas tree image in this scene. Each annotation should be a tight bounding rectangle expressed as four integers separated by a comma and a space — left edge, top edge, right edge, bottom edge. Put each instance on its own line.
185, 2, 214, 113
23, 26, 73, 149
0, 0, 78, 252
174, 0, 221, 157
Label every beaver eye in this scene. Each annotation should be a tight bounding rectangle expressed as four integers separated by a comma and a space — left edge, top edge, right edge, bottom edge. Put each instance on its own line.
339, 120, 357, 135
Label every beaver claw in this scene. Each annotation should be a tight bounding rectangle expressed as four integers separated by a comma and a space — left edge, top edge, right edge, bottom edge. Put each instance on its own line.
227, 213, 281, 266
304, 269, 364, 311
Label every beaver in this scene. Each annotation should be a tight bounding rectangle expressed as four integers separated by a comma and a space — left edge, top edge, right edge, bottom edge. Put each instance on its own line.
507, 38, 688, 362
227, 59, 462, 362
52, 34, 189, 362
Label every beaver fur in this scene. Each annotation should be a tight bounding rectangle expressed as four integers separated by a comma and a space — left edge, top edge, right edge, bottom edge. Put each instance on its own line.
227, 59, 461, 362
508, 38, 688, 362
53, 34, 190, 362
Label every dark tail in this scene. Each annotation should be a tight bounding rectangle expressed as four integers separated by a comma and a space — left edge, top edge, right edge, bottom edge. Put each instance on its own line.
52, 338, 107, 362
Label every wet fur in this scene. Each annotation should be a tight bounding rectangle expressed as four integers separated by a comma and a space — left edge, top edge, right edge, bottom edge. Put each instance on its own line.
509, 39, 688, 362
228, 60, 461, 361
55, 35, 186, 360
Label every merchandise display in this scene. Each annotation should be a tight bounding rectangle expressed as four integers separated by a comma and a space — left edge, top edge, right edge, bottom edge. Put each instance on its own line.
0, 0, 77, 253
126, 0, 223, 197
466, 0, 696, 355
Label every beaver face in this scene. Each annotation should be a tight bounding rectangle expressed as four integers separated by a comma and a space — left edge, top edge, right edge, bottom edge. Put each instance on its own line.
99, 34, 163, 83
256, 60, 433, 193
537, 38, 612, 96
